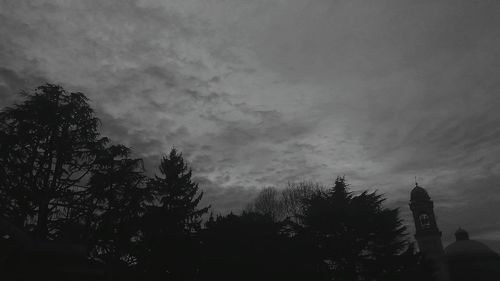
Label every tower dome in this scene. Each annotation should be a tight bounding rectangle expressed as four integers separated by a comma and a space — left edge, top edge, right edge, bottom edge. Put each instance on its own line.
445, 228, 498, 260
410, 183, 431, 202
445, 228, 500, 281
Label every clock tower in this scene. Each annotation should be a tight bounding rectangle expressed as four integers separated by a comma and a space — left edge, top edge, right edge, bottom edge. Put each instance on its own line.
409, 183, 450, 281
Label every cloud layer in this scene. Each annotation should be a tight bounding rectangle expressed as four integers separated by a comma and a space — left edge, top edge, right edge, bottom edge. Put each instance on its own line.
2, 0, 500, 249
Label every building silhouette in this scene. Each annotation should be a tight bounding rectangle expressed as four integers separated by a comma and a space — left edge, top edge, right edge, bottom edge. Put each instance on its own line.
410, 184, 500, 281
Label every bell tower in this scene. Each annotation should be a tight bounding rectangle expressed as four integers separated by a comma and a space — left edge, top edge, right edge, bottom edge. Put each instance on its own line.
409, 183, 450, 281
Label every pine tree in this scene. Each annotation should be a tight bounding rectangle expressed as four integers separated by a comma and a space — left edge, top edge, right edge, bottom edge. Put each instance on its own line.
148, 148, 209, 232
139, 148, 209, 280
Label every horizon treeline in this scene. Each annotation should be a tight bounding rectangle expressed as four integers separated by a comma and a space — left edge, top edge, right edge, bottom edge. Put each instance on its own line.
0, 84, 435, 280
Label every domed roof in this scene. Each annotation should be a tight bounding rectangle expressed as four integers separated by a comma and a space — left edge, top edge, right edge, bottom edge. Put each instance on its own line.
445, 228, 499, 260
410, 184, 430, 202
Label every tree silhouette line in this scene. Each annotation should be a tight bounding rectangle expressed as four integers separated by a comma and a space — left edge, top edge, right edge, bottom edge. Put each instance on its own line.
0, 84, 435, 280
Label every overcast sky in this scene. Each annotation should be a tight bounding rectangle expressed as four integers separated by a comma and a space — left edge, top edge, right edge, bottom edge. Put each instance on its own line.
1, 0, 500, 248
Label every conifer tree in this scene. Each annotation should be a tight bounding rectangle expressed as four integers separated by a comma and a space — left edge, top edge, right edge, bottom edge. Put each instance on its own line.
148, 148, 209, 232
139, 148, 209, 280
87, 144, 150, 271
298, 177, 434, 281
0, 84, 109, 240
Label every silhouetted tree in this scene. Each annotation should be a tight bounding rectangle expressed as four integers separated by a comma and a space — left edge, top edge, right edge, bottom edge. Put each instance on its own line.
139, 148, 209, 280
0, 84, 109, 240
281, 181, 322, 221
86, 145, 151, 276
248, 181, 322, 222
149, 148, 208, 232
0, 84, 152, 281
248, 187, 283, 220
297, 177, 434, 281
200, 211, 329, 281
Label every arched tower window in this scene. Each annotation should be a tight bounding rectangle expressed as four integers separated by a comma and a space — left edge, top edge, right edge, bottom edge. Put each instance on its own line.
419, 213, 430, 229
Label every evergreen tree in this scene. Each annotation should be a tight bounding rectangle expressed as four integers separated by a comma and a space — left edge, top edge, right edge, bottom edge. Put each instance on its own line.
298, 177, 434, 281
148, 148, 209, 232
0, 84, 109, 240
140, 148, 209, 280
0, 84, 154, 280
87, 144, 151, 275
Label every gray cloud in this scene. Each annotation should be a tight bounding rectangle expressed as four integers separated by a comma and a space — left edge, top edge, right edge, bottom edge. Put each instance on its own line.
0, 67, 45, 107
